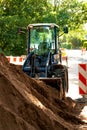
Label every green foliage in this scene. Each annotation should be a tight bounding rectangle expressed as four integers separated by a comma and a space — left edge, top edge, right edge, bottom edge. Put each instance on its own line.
69, 36, 82, 49
0, 0, 87, 55
60, 43, 72, 49
83, 41, 87, 50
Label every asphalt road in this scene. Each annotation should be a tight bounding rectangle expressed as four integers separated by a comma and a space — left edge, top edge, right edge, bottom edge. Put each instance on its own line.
65, 49, 87, 99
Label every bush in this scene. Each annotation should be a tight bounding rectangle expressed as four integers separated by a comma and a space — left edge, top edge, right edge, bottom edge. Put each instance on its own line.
83, 42, 87, 50
60, 43, 72, 49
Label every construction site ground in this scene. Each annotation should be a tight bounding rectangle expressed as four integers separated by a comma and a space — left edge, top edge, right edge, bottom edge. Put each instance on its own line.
0, 51, 87, 130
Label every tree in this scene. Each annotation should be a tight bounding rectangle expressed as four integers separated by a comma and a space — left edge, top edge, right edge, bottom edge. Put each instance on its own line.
53, 0, 87, 29
0, 0, 87, 55
0, 0, 51, 55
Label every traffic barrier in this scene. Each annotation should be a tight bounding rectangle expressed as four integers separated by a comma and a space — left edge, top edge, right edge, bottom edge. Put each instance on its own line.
61, 48, 68, 66
6, 55, 68, 66
62, 56, 68, 62
78, 64, 87, 96
6, 56, 26, 65
81, 47, 86, 55
62, 56, 68, 66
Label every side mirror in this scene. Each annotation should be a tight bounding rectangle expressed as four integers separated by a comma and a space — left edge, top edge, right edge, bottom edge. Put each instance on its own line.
63, 26, 68, 33
17, 27, 26, 34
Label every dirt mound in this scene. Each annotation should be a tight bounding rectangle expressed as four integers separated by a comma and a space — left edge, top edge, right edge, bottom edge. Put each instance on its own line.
0, 53, 86, 130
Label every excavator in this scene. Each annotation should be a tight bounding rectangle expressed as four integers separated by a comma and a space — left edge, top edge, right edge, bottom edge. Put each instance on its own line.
22, 23, 68, 99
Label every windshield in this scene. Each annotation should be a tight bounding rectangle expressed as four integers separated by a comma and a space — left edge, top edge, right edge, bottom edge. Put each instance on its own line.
29, 26, 55, 55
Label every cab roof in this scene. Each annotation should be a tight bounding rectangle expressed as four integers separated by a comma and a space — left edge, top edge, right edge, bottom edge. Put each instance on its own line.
27, 23, 59, 29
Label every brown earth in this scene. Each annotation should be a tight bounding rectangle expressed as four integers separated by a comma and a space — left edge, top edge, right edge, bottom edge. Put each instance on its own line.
0, 52, 87, 130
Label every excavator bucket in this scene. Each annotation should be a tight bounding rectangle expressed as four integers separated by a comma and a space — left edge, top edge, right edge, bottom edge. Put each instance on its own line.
34, 77, 64, 100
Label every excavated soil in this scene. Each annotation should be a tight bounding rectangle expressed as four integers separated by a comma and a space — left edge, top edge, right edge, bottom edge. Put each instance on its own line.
0, 52, 87, 130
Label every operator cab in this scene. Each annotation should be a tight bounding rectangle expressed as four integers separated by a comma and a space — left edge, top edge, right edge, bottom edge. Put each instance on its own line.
27, 23, 59, 55
23, 23, 60, 77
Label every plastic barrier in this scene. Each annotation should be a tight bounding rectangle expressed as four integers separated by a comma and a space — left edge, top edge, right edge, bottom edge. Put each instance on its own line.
61, 48, 68, 66
6, 56, 26, 65
6, 55, 68, 66
62, 56, 68, 66
81, 47, 86, 55
78, 64, 87, 96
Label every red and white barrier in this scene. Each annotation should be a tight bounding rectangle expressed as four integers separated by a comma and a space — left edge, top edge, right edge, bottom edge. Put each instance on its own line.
78, 64, 87, 95
6, 56, 26, 65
